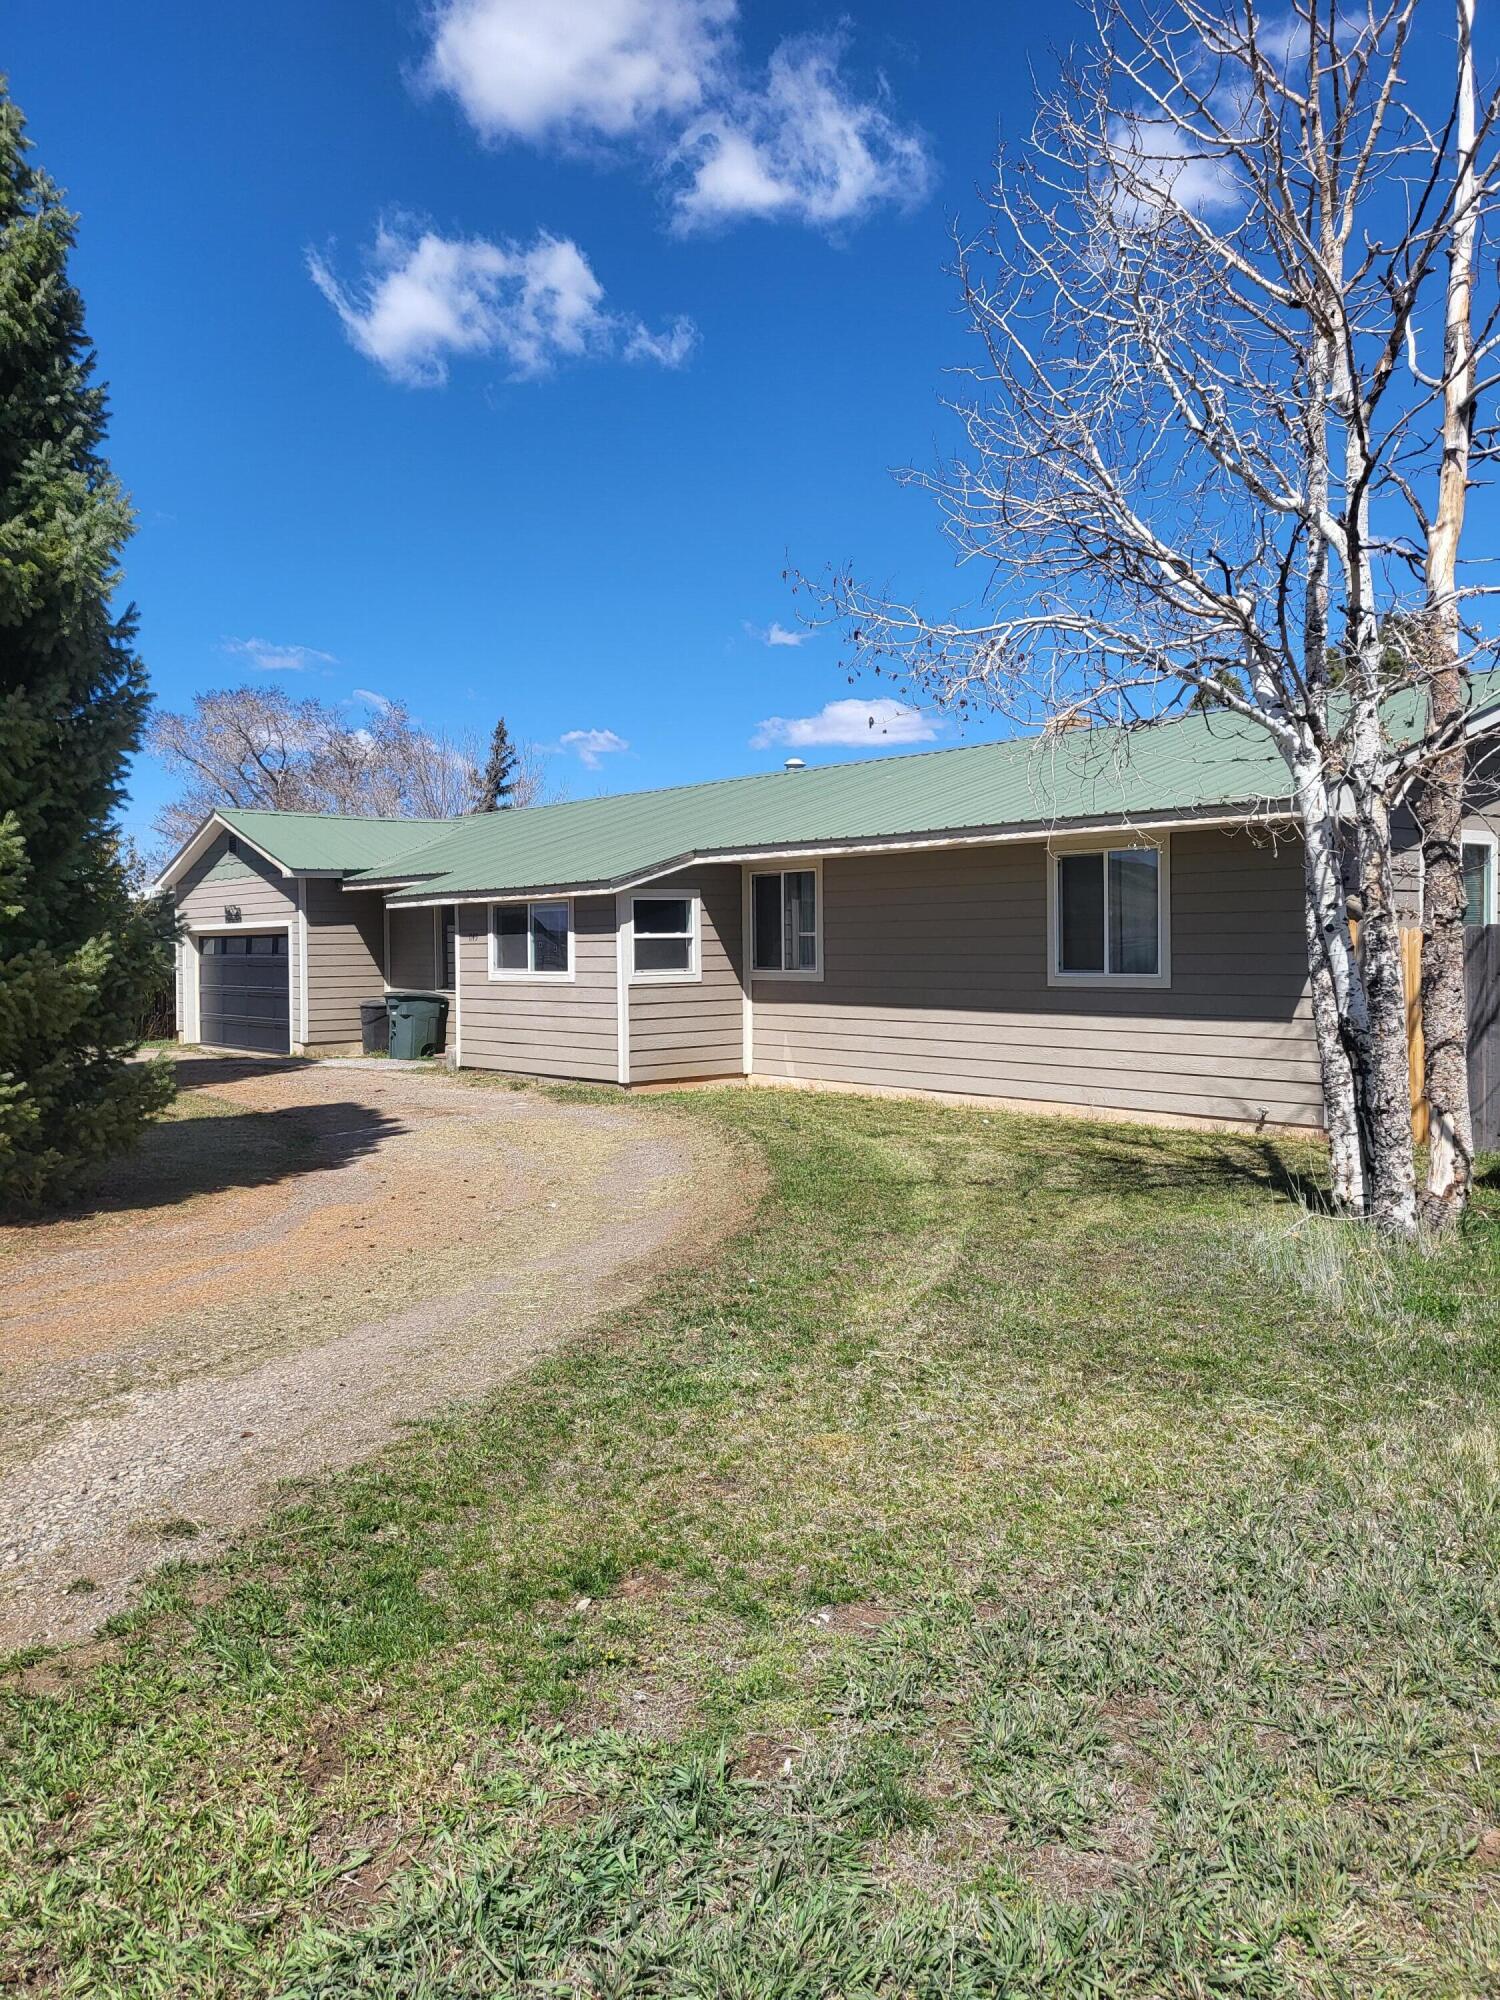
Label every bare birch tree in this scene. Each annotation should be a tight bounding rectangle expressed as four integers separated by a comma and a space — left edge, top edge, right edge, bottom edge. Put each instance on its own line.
1409, 0, 1483, 1225
148, 685, 552, 850
815, 0, 1500, 1232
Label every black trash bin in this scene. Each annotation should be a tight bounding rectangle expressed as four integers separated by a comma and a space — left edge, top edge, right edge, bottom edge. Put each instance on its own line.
386, 992, 449, 1060
360, 999, 389, 1055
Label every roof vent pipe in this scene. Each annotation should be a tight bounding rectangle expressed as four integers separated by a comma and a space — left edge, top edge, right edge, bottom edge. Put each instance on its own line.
784, 757, 806, 772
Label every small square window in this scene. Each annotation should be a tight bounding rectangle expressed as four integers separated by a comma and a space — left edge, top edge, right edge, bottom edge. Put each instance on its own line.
632, 896, 695, 978
490, 900, 571, 976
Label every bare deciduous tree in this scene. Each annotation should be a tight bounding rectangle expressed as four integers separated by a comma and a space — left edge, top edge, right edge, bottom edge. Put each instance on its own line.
148, 686, 550, 851
813, 0, 1500, 1233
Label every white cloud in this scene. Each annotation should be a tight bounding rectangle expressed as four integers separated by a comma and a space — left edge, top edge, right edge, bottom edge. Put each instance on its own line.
622, 315, 698, 366
763, 621, 808, 648
752, 698, 940, 750
222, 637, 336, 672
560, 726, 629, 768
423, 2, 931, 235
426, 0, 734, 144
352, 687, 393, 713
308, 221, 695, 386
672, 36, 933, 231
1105, 116, 1239, 226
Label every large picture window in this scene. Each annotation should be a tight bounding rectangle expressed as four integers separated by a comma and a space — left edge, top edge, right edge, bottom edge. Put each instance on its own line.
1050, 844, 1167, 985
490, 900, 571, 977
752, 868, 819, 976
632, 895, 697, 979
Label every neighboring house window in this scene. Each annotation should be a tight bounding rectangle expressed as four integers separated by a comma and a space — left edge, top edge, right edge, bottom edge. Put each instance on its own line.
752, 868, 819, 975
632, 895, 697, 979
441, 906, 457, 988
1050, 844, 1168, 984
226, 836, 239, 856
1463, 837, 1496, 925
490, 899, 571, 977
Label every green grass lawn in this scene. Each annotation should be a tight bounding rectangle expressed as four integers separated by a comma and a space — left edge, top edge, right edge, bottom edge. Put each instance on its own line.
4, 1084, 1500, 1996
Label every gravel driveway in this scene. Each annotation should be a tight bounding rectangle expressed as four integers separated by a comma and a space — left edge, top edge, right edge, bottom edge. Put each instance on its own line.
0, 1056, 744, 1650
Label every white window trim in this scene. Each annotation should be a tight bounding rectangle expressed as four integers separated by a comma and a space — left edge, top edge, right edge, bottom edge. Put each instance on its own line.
487, 896, 576, 983
1463, 825, 1498, 924
296, 879, 309, 1045
614, 893, 630, 1085
628, 890, 701, 984
1046, 835, 1172, 990
749, 861, 824, 983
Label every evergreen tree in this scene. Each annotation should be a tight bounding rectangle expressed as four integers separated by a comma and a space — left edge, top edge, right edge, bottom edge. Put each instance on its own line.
474, 715, 519, 810
0, 83, 174, 1207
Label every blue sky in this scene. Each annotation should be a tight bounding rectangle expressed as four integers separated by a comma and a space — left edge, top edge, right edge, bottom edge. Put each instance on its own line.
12, 0, 1036, 844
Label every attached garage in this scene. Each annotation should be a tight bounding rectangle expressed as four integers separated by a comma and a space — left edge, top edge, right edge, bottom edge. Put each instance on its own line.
199, 933, 291, 1054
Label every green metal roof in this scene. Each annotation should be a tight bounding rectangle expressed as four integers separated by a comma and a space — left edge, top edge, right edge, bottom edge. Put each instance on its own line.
351, 671, 1500, 904
216, 809, 460, 874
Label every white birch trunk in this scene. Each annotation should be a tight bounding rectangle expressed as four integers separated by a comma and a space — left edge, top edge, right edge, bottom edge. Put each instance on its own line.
1416, 0, 1479, 1225
1292, 753, 1369, 1214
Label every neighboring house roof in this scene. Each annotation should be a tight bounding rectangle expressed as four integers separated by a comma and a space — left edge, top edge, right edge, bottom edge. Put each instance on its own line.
354, 672, 1500, 905
152, 807, 460, 889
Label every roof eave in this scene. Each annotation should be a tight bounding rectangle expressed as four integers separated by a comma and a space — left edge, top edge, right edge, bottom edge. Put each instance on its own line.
378, 800, 1299, 908
148, 810, 296, 893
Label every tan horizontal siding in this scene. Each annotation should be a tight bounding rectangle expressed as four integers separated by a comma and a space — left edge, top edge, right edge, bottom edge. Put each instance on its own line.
387, 905, 440, 991
755, 1017, 1320, 1084
1390, 803, 1423, 925
177, 835, 295, 931
751, 831, 1323, 1129
752, 1058, 1319, 1126
456, 895, 619, 1082
749, 1003, 1316, 1059
627, 865, 744, 1083
303, 880, 384, 1045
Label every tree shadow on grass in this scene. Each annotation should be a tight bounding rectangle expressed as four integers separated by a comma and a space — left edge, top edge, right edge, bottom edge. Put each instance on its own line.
948, 1119, 1333, 1217
13, 1097, 405, 1226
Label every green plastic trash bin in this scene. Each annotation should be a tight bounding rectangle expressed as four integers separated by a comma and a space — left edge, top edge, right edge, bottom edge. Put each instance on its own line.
386, 992, 448, 1060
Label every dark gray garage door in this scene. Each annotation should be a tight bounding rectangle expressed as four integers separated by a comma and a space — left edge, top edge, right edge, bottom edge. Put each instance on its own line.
199, 933, 290, 1053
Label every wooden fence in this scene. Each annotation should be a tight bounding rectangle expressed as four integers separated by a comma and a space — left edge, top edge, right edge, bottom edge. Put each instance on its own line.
1399, 925, 1500, 1154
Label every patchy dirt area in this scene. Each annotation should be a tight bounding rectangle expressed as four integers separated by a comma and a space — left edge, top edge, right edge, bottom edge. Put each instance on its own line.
0, 1055, 747, 1650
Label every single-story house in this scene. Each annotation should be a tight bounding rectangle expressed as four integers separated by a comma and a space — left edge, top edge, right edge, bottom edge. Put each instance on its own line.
153, 685, 1500, 1134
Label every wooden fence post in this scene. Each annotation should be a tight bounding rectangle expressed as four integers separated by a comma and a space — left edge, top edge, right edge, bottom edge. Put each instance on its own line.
1400, 926, 1429, 1146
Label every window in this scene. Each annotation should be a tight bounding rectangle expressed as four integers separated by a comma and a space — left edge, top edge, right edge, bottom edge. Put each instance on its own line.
204, 934, 283, 955
441, 907, 457, 989
1050, 844, 1167, 984
752, 869, 819, 976
1463, 837, 1496, 926
490, 900, 571, 977
632, 895, 697, 979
